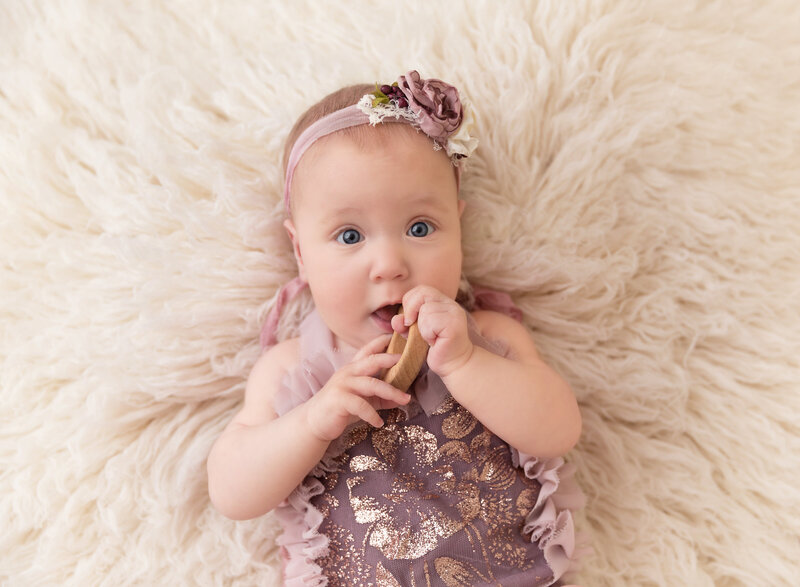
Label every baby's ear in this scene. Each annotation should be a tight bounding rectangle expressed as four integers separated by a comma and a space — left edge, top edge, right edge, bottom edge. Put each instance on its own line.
283, 219, 306, 280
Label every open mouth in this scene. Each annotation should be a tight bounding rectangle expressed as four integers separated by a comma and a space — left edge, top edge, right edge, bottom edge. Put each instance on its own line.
371, 303, 402, 332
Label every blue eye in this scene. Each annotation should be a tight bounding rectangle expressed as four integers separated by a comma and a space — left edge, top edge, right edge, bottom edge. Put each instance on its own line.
337, 228, 363, 245
408, 221, 434, 238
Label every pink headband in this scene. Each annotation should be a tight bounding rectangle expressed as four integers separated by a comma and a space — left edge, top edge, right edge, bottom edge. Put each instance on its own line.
283, 70, 478, 215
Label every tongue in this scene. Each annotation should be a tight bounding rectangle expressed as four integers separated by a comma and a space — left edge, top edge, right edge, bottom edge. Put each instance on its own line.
375, 304, 400, 322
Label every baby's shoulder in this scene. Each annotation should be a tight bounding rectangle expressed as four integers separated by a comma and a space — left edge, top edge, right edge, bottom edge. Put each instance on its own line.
468, 309, 522, 338
468, 309, 540, 362
240, 338, 302, 420
249, 337, 302, 385
265, 336, 302, 368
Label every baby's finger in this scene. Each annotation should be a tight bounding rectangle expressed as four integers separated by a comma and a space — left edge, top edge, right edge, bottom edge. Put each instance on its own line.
401, 286, 449, 326
417, 300, 459, 331
349, 351, 401, 377
416, 302, 470, 350
350, 376, 411, 405
390, 313, 409, 334
346, 395, 384, 428
352, 333, 393, 361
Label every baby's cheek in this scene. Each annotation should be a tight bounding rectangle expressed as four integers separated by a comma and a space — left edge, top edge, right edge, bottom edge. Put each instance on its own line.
312, 273, 364, 319
429, 254, 463, 298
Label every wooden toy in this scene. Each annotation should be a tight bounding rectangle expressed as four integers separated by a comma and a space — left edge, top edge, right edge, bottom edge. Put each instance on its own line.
382, 307, 429, 392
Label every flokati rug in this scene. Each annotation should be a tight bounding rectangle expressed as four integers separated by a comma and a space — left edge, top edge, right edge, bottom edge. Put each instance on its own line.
2, 1, 799, 585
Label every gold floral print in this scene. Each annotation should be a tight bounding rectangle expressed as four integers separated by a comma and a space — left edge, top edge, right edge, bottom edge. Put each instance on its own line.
434, 556, 490, 587
313, 520, 370, 586
313, 397, 548, 586
376, 561, 403, 587
441, 406, 477, 439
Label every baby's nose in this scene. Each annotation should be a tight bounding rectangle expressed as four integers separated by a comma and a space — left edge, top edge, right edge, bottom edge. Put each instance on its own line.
369, 240, 409, 282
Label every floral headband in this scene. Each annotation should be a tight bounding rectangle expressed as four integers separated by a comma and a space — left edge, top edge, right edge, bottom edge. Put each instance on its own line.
283, 70, 478, 214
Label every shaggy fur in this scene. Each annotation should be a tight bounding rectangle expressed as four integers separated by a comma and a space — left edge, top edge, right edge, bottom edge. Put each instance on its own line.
2, 1, 799, 585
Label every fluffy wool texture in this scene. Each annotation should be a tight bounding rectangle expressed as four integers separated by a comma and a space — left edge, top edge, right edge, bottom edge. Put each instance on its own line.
2, 1, 799, 585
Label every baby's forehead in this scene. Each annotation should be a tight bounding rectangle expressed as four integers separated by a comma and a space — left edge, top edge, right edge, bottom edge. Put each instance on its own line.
318, 122, 434, 156
289, 123, 459, 221
296, 125, 450, 178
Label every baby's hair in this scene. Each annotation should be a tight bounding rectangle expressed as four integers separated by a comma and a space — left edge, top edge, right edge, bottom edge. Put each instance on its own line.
282, 83, 373, 176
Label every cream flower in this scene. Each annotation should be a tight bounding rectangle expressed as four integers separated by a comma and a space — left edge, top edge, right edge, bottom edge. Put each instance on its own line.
446, 100, 478, 159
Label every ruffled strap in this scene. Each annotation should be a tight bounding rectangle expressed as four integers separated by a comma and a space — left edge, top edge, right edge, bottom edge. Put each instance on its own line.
272, 310, 352, 417
260, 276, 308, 349
472, 284, 524, 322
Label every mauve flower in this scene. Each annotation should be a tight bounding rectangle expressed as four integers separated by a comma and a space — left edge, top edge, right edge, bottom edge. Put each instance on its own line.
397, 70, 463, 143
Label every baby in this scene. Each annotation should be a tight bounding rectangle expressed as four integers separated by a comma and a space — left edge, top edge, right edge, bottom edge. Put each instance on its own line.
208, 71, 583, 586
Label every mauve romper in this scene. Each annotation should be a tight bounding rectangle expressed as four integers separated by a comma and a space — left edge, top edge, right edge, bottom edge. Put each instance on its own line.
273, 310, 582, 587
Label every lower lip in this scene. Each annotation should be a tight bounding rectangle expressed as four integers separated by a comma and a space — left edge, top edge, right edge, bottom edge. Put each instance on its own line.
370, 313, 395, 334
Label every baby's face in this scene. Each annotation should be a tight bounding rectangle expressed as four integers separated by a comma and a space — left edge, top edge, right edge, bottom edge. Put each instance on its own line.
285, 128, 464, 351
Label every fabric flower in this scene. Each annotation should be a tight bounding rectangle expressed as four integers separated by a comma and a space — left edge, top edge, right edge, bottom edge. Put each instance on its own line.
445, 100, 478, 158
397, 70, 463, 143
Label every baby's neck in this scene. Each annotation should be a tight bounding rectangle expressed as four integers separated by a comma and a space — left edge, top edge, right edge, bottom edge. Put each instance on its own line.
330, 331, 359, 355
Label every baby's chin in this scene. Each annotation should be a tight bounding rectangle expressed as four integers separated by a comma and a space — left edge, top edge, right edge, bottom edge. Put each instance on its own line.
330, 329, 379, 355
324, 310, 402, 352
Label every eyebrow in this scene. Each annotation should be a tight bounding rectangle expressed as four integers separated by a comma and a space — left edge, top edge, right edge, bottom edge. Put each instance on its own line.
387, 193, 455, 216
405, 193, 451, 210
326, 193, 452, 218
325, 205, 362, 219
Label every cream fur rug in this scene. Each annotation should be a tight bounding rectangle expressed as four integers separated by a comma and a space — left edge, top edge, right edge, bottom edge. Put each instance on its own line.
2, 1, 799, 585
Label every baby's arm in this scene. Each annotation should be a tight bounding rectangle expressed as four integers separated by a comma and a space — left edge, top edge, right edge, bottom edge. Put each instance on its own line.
207, 334, 407, 520
448, 310, 582, 457
398, 286, 581, 458
207, 339, 326, 520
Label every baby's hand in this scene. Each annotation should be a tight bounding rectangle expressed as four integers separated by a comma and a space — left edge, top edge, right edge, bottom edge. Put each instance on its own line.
392, 285, 474, 378
305, 334, 410, 442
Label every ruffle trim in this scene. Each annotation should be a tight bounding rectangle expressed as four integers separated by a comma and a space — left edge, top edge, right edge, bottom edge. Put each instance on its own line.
273, 477, 327, 587
512, 449, 586, 584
